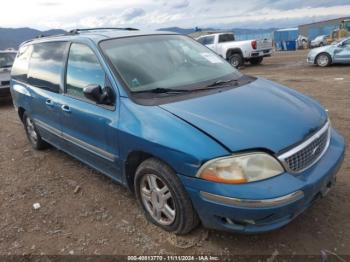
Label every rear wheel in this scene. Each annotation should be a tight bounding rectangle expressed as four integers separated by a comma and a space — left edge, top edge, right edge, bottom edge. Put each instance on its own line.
249, 57, 263, 65
23, 112, 48, 150
134, 158, 199, 235
316, 53, 331, 67
228, 53, 243, 68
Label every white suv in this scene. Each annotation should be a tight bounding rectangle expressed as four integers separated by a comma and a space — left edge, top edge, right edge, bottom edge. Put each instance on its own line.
0, 50, 17, 101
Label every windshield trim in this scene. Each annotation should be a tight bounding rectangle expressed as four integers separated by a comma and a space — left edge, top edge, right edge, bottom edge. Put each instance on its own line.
98, 34, 241, 104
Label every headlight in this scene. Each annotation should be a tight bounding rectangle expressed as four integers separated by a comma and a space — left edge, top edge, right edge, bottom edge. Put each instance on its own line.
197, 153, 284, 184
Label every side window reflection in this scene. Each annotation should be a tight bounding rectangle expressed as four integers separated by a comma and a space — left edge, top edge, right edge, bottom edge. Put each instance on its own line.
66, 43, 105, 99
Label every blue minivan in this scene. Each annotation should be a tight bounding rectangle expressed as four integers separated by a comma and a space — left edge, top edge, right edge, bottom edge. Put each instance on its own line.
10, 28, 345, 234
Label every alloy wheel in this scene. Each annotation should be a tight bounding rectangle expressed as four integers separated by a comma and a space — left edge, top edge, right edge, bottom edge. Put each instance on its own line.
140, 174, 176, 226
230, 57, 240, 68
26, 117, 38, 144
317, 54, 329, 67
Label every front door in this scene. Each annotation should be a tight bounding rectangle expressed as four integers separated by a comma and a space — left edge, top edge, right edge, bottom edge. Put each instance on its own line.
333, 39, 350, 63
59, 42, 121, 180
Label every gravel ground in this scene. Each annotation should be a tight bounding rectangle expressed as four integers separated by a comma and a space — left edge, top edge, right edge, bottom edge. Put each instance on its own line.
0, 50, 349, 258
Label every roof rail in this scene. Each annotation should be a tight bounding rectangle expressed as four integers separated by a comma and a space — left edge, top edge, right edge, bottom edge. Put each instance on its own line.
69, 27, 139, 34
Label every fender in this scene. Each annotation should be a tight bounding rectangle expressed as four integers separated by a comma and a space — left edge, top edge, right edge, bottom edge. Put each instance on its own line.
225, 48, 243, 60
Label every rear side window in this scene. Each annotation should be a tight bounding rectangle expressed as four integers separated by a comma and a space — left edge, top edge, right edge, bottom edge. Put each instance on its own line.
28, 42, 67, 93
219, 34, 235, 43
65, 43, 105, 99
11, 45, 33, 83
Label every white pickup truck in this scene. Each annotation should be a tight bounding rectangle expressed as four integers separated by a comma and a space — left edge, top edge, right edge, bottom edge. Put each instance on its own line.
196, 33, 273, 68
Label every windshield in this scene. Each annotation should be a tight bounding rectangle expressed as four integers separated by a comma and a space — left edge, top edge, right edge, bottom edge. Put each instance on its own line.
0, 52, 16, 68
100, 35, 241, 93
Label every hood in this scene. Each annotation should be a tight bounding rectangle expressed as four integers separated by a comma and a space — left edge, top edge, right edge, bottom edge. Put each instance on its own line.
159, 78, 327, 153
309, 45, 335, 55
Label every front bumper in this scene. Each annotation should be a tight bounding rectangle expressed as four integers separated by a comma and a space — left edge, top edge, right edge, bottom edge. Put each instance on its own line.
307, 55, 316, 64
179, 128, 345, 233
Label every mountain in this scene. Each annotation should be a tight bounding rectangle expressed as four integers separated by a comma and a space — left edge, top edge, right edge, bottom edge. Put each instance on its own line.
0, 28, 66, 50
0, 26, 278, 50
157, 27, 216, 34
158, 26, 277, 35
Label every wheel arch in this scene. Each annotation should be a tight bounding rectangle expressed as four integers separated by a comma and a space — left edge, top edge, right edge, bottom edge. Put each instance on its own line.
315, 52, 332, 65
18, 107, 26, 122
226, 48, 243, 60
124, 150, 178, 193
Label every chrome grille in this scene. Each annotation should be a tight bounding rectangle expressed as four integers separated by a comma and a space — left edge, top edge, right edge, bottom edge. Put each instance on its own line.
278, 122, 330, 173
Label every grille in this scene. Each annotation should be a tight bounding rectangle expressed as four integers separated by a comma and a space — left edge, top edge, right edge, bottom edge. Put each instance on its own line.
1, 81, 10, 86
279, 122, 330, 173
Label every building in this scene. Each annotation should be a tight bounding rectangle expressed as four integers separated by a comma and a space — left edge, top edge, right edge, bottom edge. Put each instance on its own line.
299, 17, 350, 40
273, 28, 299, 51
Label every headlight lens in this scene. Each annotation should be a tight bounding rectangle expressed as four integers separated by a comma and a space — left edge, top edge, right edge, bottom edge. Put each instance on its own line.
197, 153, 284, 184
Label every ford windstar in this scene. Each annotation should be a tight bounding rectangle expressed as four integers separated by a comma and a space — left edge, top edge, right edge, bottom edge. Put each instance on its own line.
11, 28, 345, 234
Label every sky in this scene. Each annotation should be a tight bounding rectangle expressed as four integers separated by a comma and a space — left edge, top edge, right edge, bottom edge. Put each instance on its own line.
1, 0, 350, 30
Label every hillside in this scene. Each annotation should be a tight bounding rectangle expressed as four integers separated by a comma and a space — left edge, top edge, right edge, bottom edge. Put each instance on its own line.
0, 28, 66, 50
0, 26, 277, 50
158, 27, 277, 35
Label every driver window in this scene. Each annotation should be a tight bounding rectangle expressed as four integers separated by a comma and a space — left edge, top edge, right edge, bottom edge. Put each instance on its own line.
66, 43, 105, 99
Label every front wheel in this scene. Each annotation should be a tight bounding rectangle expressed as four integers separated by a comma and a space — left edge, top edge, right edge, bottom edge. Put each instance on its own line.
249, 57, 263, 65
316, 53, 332, 67
228, 53, 243, 68
134, 158, 199, 235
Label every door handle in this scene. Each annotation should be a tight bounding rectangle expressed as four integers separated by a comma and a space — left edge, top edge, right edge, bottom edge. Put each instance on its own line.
61, 105, 71, 113
45, 99, 54, 107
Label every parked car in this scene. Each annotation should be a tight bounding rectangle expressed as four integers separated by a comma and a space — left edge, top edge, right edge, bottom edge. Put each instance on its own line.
308, 37, 350, 67
0, 50, 17, 101
296, 35, 308, 49
196, 33, 272, 68
310, 35, 328, 48
11, 29, 345, 234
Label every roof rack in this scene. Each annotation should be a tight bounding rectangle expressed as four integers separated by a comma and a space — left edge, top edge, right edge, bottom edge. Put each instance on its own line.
68, 27, 139, 34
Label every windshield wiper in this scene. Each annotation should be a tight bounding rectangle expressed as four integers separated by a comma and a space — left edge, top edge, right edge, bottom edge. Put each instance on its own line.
133, 87, 191, 94
206, 78, 239, 87
133, 79, 240, 95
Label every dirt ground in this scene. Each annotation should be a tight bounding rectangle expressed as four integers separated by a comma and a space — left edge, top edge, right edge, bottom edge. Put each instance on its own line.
0, 50, 349, 258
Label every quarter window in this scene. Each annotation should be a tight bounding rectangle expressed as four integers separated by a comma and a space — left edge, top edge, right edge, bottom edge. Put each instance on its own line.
11, 45, 33, 83
66, 43, 105, 99
28, 42, 67, 93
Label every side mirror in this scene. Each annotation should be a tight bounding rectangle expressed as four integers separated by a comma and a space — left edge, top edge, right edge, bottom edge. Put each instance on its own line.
83, 84, 115, 105
83, 84, 103, 103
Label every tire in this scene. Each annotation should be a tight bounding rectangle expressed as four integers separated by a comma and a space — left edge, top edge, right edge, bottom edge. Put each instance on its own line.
228, 53, 243, 68
134, 158, 199, 235
316, 53, 332, 67
249, 57, 263, 65
23, 112, 49, 150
